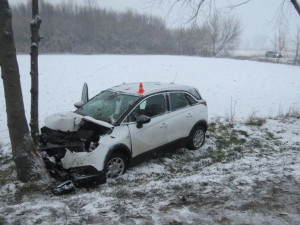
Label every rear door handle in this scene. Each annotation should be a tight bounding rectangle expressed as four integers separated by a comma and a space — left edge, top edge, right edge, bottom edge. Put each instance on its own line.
187, 112, 193, 117
160, 123, 168, 128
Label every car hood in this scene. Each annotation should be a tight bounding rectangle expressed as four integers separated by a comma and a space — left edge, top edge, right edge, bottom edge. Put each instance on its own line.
44, 111, 114, 132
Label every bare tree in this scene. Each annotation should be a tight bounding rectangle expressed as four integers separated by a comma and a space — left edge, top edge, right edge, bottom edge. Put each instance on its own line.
273, 24, 288, 62
152, 0, 300, 19
12, 1, 178, 55
173, 25, 207, 55
293, 26, 300, 64
172, 13, 241, 57
85, 0, 97, 9
204, 12, 241, 56
0, 0, 48, 182
30, 0, 42, 144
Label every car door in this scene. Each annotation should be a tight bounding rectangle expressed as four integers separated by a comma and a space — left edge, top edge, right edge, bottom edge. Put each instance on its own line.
167, 92, 197, 142
126, 94, 170, 157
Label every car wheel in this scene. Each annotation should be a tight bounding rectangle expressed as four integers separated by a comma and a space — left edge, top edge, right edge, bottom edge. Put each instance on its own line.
105, 153, 127, 179
186, 126, 206, 150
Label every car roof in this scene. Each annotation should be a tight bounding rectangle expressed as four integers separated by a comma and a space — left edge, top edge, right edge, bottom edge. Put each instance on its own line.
108, 82, 199, 97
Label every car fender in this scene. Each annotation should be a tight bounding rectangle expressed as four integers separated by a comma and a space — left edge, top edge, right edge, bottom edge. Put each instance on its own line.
61, 125, 131, 171
104, 143, 132, 166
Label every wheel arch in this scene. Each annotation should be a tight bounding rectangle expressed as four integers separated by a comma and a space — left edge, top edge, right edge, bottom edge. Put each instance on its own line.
104, 144, 132, 166
191, 120, 208, 134
186, 119, 207, 150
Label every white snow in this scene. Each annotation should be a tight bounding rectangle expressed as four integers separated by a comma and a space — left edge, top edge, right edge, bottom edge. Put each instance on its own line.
0, 55, 300, 224
44, 111, 81, 132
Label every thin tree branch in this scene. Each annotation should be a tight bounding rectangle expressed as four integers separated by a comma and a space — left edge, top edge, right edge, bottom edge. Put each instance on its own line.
228, 0, 251, 10
187, 0, 205, 22
165, 0, 181, 21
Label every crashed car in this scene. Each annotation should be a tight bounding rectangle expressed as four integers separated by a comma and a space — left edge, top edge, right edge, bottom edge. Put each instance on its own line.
40, 82, 208, 193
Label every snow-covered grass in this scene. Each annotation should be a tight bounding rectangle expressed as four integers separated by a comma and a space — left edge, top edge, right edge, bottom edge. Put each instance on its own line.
0, 55, 300, 224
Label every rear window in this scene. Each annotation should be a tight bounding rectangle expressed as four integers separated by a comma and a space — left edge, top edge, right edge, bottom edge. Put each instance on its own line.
190, 88, 202, 100
169, 93, 189, 111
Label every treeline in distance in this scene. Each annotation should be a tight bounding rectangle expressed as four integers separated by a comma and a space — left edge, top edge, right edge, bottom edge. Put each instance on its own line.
12, 1, 241, 56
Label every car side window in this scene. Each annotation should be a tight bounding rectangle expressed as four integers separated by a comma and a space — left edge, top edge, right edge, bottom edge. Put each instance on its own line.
169, 92, 190, 111
186, 94, 197, 105
128, 94, 166, 122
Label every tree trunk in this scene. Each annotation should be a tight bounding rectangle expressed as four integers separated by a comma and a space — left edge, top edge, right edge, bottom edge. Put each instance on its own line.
294, 27, 300, 65
294, 46, 299, 65
0, 0, 48, 183
30, 0, 42, 144
291, 0, 300, 17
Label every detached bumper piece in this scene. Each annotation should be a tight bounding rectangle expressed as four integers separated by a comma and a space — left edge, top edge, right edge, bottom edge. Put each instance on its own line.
51, 166, 106, 195
70, 166, 106, 187
52, 180, 75, 195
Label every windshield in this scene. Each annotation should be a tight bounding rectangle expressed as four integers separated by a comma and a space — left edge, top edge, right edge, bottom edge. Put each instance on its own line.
76, 90, 139, 124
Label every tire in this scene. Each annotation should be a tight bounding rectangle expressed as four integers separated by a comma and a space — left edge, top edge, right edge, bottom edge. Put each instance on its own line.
105, 153, 127, 179
186, 125, 206, 150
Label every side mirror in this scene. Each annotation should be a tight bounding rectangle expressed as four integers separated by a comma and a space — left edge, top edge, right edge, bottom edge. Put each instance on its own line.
81, 82, 89, 104
136, 115, 151, 129
74, 101, 84, 109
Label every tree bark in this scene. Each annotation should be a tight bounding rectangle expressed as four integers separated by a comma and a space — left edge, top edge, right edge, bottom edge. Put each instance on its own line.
0, 0, 48, 183
30, 0, 42, 144
294, 27, 300, 64
291, 0, 300, 17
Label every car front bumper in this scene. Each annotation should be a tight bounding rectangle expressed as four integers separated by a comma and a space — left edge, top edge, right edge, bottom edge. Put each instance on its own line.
50, 165, 106, 195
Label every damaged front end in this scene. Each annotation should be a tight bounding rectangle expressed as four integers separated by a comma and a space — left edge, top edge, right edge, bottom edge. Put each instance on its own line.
40, 112, 112, 194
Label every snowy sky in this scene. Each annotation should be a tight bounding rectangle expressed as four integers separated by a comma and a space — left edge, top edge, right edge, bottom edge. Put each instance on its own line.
11, 0, 300, 49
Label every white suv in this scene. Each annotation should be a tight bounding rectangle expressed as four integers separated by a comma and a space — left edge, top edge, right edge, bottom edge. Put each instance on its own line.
40, 82, 208, 191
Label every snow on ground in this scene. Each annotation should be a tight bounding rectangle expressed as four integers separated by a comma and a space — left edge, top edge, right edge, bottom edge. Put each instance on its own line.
0, 55, 300, 155
0, 116, 300, 224
0, 55, 300, 224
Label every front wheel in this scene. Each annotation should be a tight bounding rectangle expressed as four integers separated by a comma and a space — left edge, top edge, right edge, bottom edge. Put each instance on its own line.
186, 126, 206, 150
105, 153, 127, 179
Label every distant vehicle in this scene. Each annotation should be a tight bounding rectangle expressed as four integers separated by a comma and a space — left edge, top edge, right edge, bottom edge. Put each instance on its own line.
265, 51, 283, 58
40, 82, 208, 194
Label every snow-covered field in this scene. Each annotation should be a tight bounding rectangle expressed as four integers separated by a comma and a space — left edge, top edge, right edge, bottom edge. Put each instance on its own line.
0, 55, 300, 224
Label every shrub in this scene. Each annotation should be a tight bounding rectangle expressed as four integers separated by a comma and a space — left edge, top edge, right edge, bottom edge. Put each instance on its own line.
285, 108, 300, 118
245, 113, 266, 126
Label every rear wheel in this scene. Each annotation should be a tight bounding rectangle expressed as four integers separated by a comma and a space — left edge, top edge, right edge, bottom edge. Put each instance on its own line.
105, 153, 127, 179
186, 126, 206, 150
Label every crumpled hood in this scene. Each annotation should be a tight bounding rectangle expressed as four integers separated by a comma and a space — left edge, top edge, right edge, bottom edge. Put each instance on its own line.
44, 111, 113, 132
